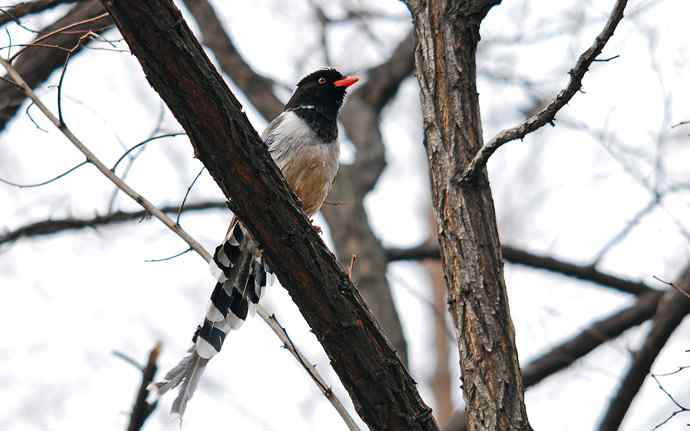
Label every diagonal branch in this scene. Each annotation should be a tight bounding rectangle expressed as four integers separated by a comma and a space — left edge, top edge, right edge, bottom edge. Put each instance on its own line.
458, 0, 629, 183
99, 1, 437, 430
0, 0, 78, 28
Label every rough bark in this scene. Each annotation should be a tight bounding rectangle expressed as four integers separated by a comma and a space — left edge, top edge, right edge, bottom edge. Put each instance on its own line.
598, 264, 690, 431
100, 1, 437, 429
0, 0, 111, 131
183, 0, 414, 366
404, 0, 533, 430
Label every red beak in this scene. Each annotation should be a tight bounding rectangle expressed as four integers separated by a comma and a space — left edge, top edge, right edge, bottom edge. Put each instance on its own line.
333, 76, 359, 88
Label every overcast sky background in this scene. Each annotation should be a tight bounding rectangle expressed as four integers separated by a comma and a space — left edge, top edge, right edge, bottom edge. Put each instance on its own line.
1, 0, 690, 430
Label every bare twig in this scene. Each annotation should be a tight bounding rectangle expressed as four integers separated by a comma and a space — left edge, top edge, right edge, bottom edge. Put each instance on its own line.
649, 374, 690, 430
8, 12, 109, 62
457, 0, 629, 184
0, 160, 88, 188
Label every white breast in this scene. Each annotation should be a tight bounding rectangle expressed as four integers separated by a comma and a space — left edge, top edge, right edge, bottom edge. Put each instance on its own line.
262, 111, 339, 216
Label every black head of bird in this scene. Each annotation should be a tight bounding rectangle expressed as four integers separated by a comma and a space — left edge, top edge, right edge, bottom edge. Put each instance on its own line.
285, 68, 359, 122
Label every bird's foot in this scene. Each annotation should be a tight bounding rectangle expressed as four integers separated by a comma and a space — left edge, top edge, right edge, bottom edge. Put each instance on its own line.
310, 219, 323, 234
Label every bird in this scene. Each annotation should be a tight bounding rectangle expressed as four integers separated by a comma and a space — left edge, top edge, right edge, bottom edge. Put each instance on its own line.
148, 68, 359, 419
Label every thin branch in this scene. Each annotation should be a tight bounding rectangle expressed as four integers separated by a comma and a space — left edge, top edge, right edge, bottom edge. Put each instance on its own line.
176, 166, 205, 226
0, 201, 225, 246
2, 53, 359, 429
385, 244, 657, 296
0, 160, 88, 188
0, 0, 78, 28
0, 55, 210, 261
457, 0, 629, 184
0, 1, 112, 132
8, 11, 109, 62
257, 308, 361, 431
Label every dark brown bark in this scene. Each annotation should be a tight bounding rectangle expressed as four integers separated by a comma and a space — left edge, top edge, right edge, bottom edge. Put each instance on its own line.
0, 0, 111, 131
386, 244, 657, 296
0, 0, 78, 27
100, 1, 437, 429
183, 0, 414, 366
404, 0, 532, 430
598, 265, 690, 431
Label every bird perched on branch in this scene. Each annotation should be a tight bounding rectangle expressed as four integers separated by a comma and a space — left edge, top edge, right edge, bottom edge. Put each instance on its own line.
148, 68, 359, 419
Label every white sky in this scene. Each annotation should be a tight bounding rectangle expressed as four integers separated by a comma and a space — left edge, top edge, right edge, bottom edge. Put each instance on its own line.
1, 0, 690, 430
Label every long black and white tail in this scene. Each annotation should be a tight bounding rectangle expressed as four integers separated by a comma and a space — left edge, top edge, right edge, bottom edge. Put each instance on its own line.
148, 222, 270, 419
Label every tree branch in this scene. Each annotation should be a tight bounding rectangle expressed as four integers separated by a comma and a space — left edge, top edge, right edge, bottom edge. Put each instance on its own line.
386, 244, 656, 297
457, 0, 629, 184
0, 201, 225, 246
127, 343, 161, 431
598, 265, 690, 431
0, 0, 111, 131
0, 0, 78, 27
99, 1, 437, 429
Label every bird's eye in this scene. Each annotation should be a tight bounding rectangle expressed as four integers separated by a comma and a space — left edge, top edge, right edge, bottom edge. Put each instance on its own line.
318, 77, 326, 85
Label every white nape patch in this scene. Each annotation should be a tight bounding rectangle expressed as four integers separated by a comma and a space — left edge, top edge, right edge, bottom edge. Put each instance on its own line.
195, 337, 219, 359
205, 303, 224, 322
247, 302, 257, 318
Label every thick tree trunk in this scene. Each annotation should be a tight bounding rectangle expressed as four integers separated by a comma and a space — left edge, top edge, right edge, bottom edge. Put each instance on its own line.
100, 1, 438, 429
404, 1, 532, 430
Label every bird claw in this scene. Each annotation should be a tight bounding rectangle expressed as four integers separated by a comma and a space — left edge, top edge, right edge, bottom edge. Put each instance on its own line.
310, 219, 323, 234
